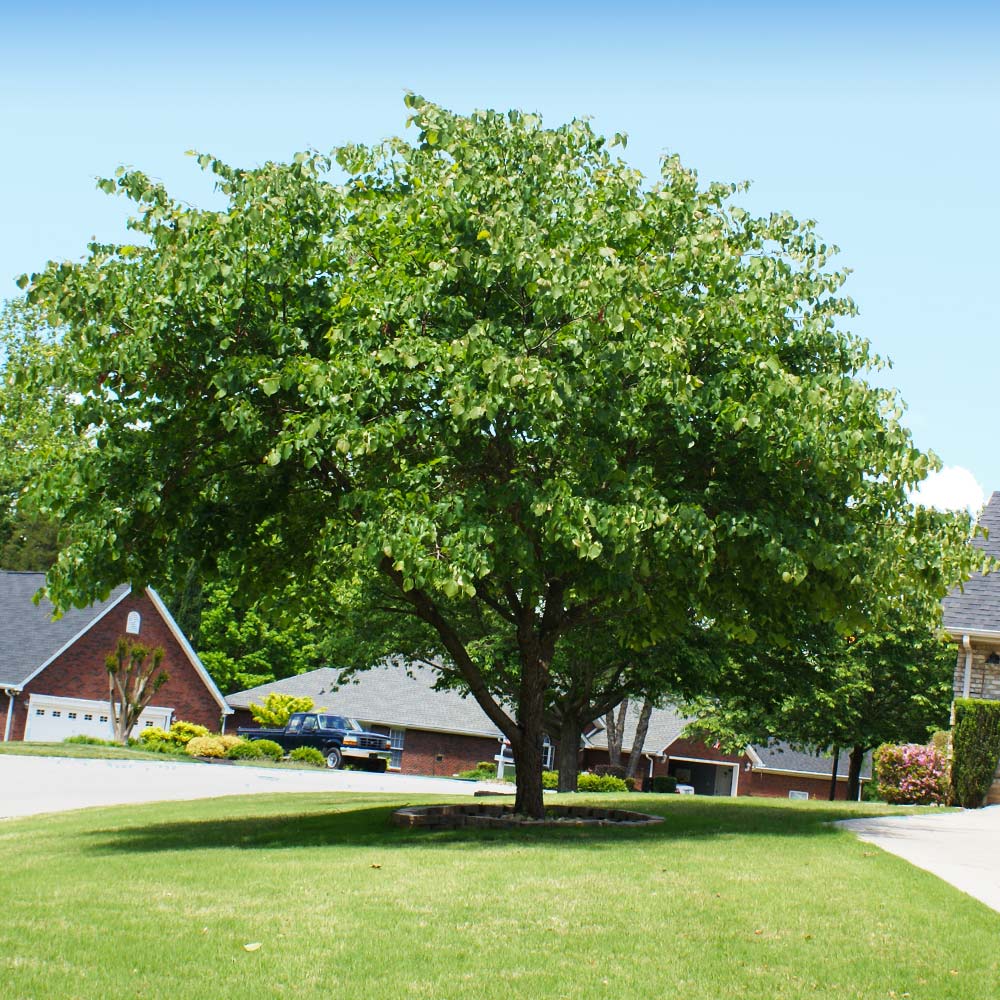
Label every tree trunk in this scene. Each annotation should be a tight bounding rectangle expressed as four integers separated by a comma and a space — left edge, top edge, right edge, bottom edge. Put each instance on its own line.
625, 698, 654, 781
556, 715, 581, 792
512, 650, 548, 818
828, 746, 841, 801
847, 745, 865, 801
606, 699, 628, 768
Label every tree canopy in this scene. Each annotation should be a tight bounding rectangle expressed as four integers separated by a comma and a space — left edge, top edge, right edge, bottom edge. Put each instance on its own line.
18, 96, 977, 816
687, 598, 959, 800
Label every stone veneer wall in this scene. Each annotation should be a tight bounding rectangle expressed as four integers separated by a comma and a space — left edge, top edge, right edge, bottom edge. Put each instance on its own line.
953, 643, 1000, 702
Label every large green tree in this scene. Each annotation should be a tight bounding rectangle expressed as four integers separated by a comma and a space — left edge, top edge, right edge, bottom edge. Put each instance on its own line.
20, 97, 974, 817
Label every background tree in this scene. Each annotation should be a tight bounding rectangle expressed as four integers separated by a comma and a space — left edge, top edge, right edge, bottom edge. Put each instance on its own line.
21, 97, 976, 817
105, 638, 167, 745
687, 596, 960, 800
197, 583, 324, 693
0, 300, 65, 570
249, 692, 315, 728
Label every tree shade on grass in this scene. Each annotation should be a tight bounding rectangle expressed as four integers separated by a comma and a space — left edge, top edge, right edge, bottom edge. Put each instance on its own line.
0, 793, 998, 999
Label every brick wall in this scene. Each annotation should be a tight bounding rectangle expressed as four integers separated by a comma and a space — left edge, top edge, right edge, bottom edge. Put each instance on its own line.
743, 769, 852, 800
2, 591, 224, 741
369, 726, 499, 776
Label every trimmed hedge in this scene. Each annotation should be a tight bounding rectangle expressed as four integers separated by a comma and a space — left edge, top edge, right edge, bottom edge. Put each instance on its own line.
246, 738, 284, 761
593, 764, 627, 779
651, 775, 678, 794
952, 698, 1000, 808
290, 746, 326, 767
577, 772, 629, 793
227, 740, 268, 760
186, 736, 228, 759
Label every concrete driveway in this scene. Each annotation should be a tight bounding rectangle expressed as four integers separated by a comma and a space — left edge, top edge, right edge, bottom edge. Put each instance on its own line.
839, 807, 1000, 913
0, 754, 490, 820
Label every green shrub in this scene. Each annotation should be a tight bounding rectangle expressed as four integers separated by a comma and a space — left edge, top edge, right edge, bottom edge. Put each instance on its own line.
542, 770, 559, 789
290, 746, 326, 767
169, 720, 210, 746
593, 764, 626, 779
246, 739, 284, 761
227, 740, 267, 760
952, 698, 1000, 808
577, 772, 628, 793
652, 775, 678, 793
186, 736, 228, 758
62, 735, 117, 747
456, 763, 509, 781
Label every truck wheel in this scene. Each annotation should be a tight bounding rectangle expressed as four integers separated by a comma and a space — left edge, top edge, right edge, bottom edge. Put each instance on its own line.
325, 747, 342, 770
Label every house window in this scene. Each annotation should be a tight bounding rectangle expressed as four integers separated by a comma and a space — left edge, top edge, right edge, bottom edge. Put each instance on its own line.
35, 709, 45, 716
84, 714, 93, 721
126, 611, 141, 635
68, 712, 77, 719
388, 729, 405, 770
52, 711, 61, 718
144, 720, 153, 727
100, 715, 108, 723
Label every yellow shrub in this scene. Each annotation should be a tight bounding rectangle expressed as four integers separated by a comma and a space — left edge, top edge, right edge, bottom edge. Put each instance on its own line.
186, 736, 227, 758
219, 734, 243, 751
170, 720, 210, 745
138, 726, 171, 745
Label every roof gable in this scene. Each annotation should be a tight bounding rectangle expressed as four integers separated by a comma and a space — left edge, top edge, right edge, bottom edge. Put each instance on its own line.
227, 660, 504, 738
942, 492, 1000, 636
0, 572, 129, 689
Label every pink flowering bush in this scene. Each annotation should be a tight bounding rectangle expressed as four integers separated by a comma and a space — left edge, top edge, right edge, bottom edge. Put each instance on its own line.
874, 743, 949, 805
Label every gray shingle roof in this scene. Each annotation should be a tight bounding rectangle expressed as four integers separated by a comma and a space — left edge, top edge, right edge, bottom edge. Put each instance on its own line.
585, 700, 692, 755
0, 572, 130, 688
227, 660, 506, 739
942, 491, 1000, 636
750, 742, 872, 779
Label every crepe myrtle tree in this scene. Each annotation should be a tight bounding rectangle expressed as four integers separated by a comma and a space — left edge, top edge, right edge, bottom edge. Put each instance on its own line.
105, 638, 167, 745
20, 95, 972, 817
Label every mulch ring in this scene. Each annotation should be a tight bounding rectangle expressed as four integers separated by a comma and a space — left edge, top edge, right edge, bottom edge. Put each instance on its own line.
392, 803, 664, 829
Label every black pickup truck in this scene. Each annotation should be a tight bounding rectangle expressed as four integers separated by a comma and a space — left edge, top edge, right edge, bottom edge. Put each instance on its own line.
237, 712, 394, 771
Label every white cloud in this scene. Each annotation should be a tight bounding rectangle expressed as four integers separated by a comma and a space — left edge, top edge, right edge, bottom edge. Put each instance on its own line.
910, 466, 986, 514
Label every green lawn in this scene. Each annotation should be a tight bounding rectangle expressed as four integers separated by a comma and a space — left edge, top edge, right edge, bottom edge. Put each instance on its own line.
0, 740, 198, 763
0, 742, 327, 772
1, 793, 996, 1000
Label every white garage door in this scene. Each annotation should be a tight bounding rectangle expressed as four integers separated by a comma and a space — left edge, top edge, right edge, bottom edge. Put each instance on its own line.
24, 695, 172, 743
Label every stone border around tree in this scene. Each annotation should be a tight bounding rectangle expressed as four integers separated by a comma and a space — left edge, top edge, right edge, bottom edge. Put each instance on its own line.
392, 803, 664, 829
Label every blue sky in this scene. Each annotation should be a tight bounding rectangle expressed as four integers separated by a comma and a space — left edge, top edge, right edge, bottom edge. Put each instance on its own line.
3, 2, 998, 505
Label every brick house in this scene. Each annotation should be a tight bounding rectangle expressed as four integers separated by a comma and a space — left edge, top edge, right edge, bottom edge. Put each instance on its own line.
0, 571, 231, 742
229, 661, 867, 797
582, 699, 869, 800
227, 661, 507, 777
941, 490, 1000, 803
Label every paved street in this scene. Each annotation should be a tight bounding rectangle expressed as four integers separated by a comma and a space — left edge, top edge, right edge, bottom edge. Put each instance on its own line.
839, 807, 1000, 913
0, 754, 486, 820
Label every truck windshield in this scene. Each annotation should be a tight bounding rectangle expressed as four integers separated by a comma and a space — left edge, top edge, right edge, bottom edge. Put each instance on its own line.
319, 715, 363, 731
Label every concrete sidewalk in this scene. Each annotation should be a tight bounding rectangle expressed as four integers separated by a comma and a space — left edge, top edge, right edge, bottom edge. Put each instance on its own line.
839, 807, 1000, 913
0, 754, 484, 820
